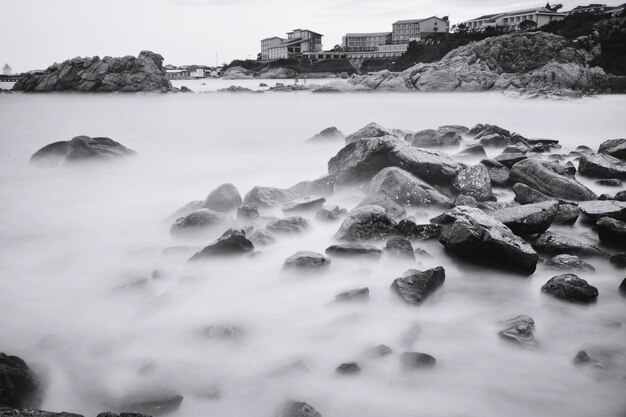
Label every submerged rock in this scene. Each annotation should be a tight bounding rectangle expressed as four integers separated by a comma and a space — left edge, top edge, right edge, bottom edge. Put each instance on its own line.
0, 353, 41, 408
596, 217, 626, 247
113, 393, 183, 415
203, 183, 242, 212
486, 201, 559, 235
30, 136, 136, 164
189, 229, 254, 260
369, 167, 451, 207
545, 254, 595, 272
325, 243, 382, 259
532, 231, 606, 257
578, 200, 626, 223
315, 204, 346, 221
452, 164, 492, 201
367, 344, 393, 357
390, 267, 445, 305
579, 153, 626, 179
0, 411, 82, 417
276, 400, 321, 417
335, 205, 397, 241
306, 126, 345, 143
237, 204, 260, 220
595, 178, 623, 187
598, 138, 626, 160
170, 209, 230, 238
541, 274, 598, 303
266, 217, 311, 234
243, 186, 298, 209
335, 362, 361, 375
384, 236, 414, 258
289, 175, 335, 197
499, 316, 536, 347
335, 287, 370, 302
283, 196, 326, 213
400, 352, 436, 370
283, 251, 330, 271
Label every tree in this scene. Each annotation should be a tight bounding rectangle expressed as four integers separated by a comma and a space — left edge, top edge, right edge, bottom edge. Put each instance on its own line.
519, 20, 538, 31
330, 44, 343, 52
452, 23, 468, 33
545, 3, 563, 12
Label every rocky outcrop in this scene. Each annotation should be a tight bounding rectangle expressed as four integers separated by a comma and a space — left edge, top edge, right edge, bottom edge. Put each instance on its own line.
13, 51, 171, 92
258, 67, 298, 79
30, 136, 135, 164
221, 66, 255, 79
306, 127, 345, 143
390, 267, 445, 305
0, 410, 82, 417
0, 353, 41, 408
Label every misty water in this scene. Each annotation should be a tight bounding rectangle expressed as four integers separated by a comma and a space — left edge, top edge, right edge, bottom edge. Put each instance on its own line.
1, 86, 626, 417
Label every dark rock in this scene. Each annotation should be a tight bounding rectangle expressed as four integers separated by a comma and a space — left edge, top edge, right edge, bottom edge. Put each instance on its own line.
510, 158, 596, 201
237, 205, 260, 220
454, 194, 479, 207
168, 200, 204, 221
502, 145, 528, 155
400, 352, 436, 370
369, 167, 451, 207
325, 243, 382, 259
335, 362, 361, 375
315, 204, 346, 221
573, 350, 597, 366
391, 267, 445, 305
0, 410, 82, 417
397, 220, 441, 240
468, 124, 486, 137
306, 127, 345, 143
170, 209, 230, 238
31, 136, 135, 164
620, 278, 626, 294
335, 287, 370, 302
480, 159, 510, 186
356, 193, 406, 219
114, 393, 183, 415
570, 145, 594, 157
610, 253, 626, 267
335, 205, 397, 241
579, 153, 626, 179
438, 125, 469, 135
203, 183, 242, 212
512, 183, 551, 204
458, 144, 487, 158
276, 400, 321, 417
598, 138, 626, 160
495, 153, 527, 169
283, 251, 330, 271
474, 124, 511, 140
433, 206, 538, 274
579, 200, 626, 223
266, 217, 311, 234
479, 134, 511, 148
243, 186, 298, 209
486, 201, 559, 235
384, 236, 414, 258
289, 175, 335, 197
0, 353, 41, 408
554, 203, 580, 225
189, 229, 254, 260
545, 254, 595, 272
452, 164, 492, 201
410, 129, 460, 147
596, 217, 626, 247
498, 316, 536, 347
368, 344, 393, 357
532, 231, 606, 257
344, 122, 399, 144
541, 274, 598, 303
617, 191, 626, 201
595, 179, 623, 186
563, 161, 577, 177
282, 196, 326, 213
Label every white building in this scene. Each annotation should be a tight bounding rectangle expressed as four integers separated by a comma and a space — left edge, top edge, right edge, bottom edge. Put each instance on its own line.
190, 68, 205, 78
2, 64, 11, 75
342, 32, 392, 52
462, 7, 566, 32
392, 17, 450, 43
260, 29, 323, 60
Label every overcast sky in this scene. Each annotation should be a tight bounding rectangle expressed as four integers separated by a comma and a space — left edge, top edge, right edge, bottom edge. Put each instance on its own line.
1, 0, 623, 72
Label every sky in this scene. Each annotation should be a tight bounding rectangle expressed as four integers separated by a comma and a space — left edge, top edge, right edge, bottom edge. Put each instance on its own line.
1, 0, 624, 72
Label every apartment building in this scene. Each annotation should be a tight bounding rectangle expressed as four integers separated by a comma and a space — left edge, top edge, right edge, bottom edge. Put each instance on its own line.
342, 32, 392, 52
260, 37, 284, 60
463, 6, 566, 32
260, 29, 323, 60
391, 17, 450, 43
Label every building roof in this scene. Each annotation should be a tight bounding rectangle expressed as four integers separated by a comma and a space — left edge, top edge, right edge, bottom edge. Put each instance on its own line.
465, 6, 565, 22
393, 16, 444, 24
261, 36, 283, 41
344, 32, 392, 37
287, 29, 323, 36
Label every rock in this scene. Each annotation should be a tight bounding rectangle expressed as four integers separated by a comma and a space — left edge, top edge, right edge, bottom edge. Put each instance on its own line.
495, 152, 527, 169
218, 85, 259, 93
14, 51, 171, 92
502, 145, 528, 155
510, 158, 596, 202
541, 274, 598, 303
266, 217, 311, 234
396, 220, 441, 240
452, 164, 492, 201
30, 136, 135, 164
199, 325, 244, 340
596, 217, 626, 247
356, 193, 406, 219
545, 254, 595, 272
573, 350, 595, 366
480, 159, 510, 186
579, 153, 626, 179
433, 206, 538, 274
598, 138, 626, 160
276, 400, 321, 417
282, 196, 326, 213
283, 251, 330, 271
532, 231, 606, 257
410, 129, 460, 147
0, 353, 41, 408
486, 201, 559, 235
189, 229, 254, 260
315, 204, 346, 221
610, 253, 626, 267
454, 194, 478, 207
368, 344, 393, 357
0, 410, 82, 417
248, 228, 275, 246
369, 167, 452, 207
498, 316, 536, 347
237, 205, 260, 220
384, 237, 414, 258
438, 125, 469, 136
168, 200, 204, 221
221, 66, 255, 79
478, 134, 511, 148
335, 362, 361, 375
595, 179, 623, 186
306, 127, 345, 143
617, 191, 626, 201
170, 209, 230, 238
390, 267, 445, 305
325, 243, 382, 259
344, 122, 400, 144
555, 203, 580, 225
512, 183, 550, 204
579, 200, 626, 222
459, 144, 487, 158
400, 352, 436, 370
334, 205, 397, 241
243, 186, 298, 209
620, 278, 626, 294
203, 183, 242, 212
290, 175, 335, 197
474, 125, 511, 140
335, 288, 370, 302
258, 67, 298, 79
114, 393, 183, 415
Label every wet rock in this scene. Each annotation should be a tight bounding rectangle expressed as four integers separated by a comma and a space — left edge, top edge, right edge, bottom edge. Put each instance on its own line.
266, 217, 311, 234
596, 217, 626, 247
579, 200, 626, 223
545, 254, 595, 272
474, 125, 511, 140
400, 352, 436, 370
384, 236, 414, 258
249, 228, 275, 246
410, 129, 461, 147
0, 353, 41, 408
344, 122, 400, 144
114, 393, 183, 415
438, 125, 469, 136
335, 205, 397, 241
573, 350, 598, 366
203, 183, 242, 212
325, 243, 382, 259
391, 267, 445, 305
454, 194, 478, 207
486, 201, 559, 235
499, 316, 536, 347
512, 183, 551, 204
368, 344, 393, 357
306, 127, 345, 143
617, 191, 626, 201
335, 287, 369, 302
510, 158, 596, 201
0, 410, 82, 417
620, 278, 626, 294
356, 193, 406, 219
30, 136, 135, 164
243, 186, 298, 209
189, 229, 254, 260
396, 220, 441, 240
610, 253, 626, 267
532, 231, 606, 257
335, 362, 361, 375
570, 145, 594, 157
289, 175, 335, 197
452, 164, 492, 201
237, 205, 260, 220
479, 134, 511, 148
282, 196, 326, 213
495, 153, 528, 169
433, 206, 538, 274
199, 325, 244, 340
541, 274, 598, 303
369, 167, 452, 207
283, 251, 330, 271
554, 203, 580, 225
315, 204, 346, 221
595, 179, 623, 186
459, 144, 487, 158
170, 209, 230, 238
168, 200, 204, 221
480, 159, 510, 186
579, 153, 626, 179
276, 400, 321, 417
598, 138, 626, 160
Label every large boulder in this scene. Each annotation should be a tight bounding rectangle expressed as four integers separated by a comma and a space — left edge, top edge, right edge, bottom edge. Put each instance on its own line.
283, 251, 330, 271
432, 206, 538, 274
266, 217, 311, 234
306, 127, 345, 143
170, 209, 230, 238
325, 243, 382, 259
578, 200, 626, 222
480, 159, 510, 186
369, 167, 451, 207
356, 193, 406, 219
410, 129, 461, 147
390, 267, 445, 305
243, 186, 298, 209
598, 138, 626, 160
203, 183, 242, 212
486, 201, 559, 235
189, 229, 254, 260
30, 136, 135, 164
14, 51, 171, 92
282, 196, 326, 213
452, 164, 492, 201
541, 274, 598, 303
335, 205, 397, 241
531, 231, 606, 257
596, 217, 626, 247
579, 153, 626, 179
509, 158, 596, 201
344, 122, 401, 144
0, 353, 41, 408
